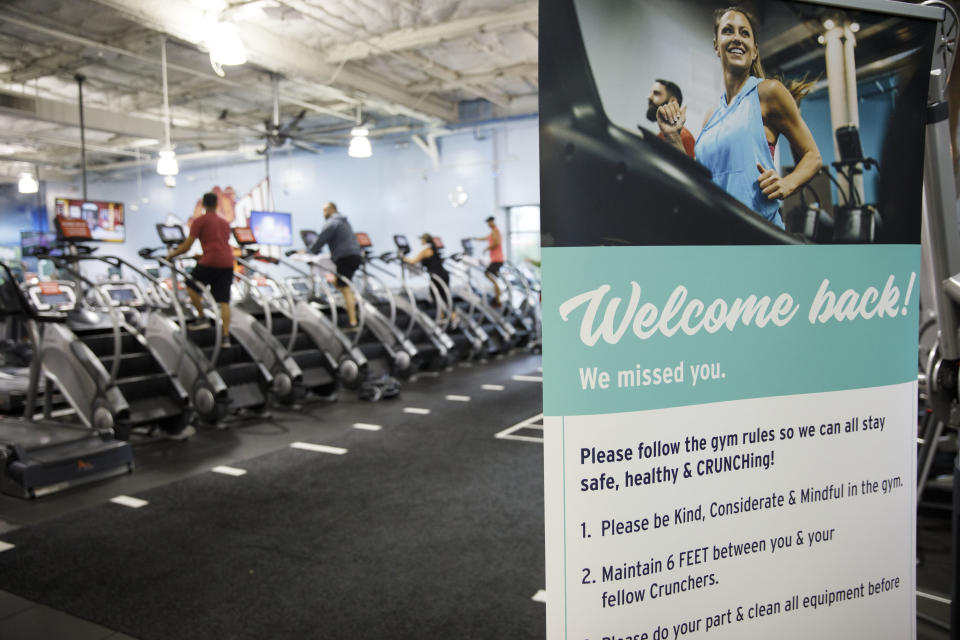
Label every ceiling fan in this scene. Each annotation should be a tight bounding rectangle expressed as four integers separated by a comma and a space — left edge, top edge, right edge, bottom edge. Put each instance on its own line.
217, 74, 321, 154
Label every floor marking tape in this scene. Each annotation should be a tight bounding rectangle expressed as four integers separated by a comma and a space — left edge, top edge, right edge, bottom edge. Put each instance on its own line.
445, 395, 471, 402
512, 375, 542, 382
290, 442, 348, 455
532, 590, 547, 603
353, 422, 383, 431
110, 495, 149, 509
482, 384, 505, 391
403, 407, 431, 415
495, 413, 545, 443
0, 541, 14, 553
212, 465, 247, 477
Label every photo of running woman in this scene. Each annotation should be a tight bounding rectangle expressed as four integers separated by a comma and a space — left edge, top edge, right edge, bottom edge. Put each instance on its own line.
656, 7, 821, 228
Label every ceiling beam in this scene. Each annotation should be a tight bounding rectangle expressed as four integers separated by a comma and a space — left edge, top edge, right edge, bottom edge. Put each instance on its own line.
325, 3, 538, 63
407, 62, 538, 94
0, 9, 357, 123
0, 88, 165, 139
86, 0, 458, 123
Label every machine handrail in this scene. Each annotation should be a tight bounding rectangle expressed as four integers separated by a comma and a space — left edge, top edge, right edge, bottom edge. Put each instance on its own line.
140, 249, 223, 371
236, 254, 300, 354
51, 259, 125, 389
233, 270, 275, 335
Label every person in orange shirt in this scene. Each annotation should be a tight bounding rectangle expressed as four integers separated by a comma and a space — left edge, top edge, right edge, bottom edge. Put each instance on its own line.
474, 216, 504, 307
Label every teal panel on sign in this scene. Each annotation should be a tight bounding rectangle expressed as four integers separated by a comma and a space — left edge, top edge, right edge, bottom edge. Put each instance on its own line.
542, 245, 919, 416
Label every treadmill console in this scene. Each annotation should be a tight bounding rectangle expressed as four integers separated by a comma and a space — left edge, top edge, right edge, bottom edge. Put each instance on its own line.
301, 229, 318, 250
157, 224, 186, 246
461, 238, 475, 256
355, 232, 372, 248
286, 278, 311, 298
102, 283, 146, 308
252, 275, 276, 299
232, 227, 257, 245
27, 281, 78, 312
393, 234, 410, 256
432, 236, 444, 249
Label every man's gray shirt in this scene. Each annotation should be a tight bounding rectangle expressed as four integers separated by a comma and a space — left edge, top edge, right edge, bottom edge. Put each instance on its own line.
310, 213, 361, 260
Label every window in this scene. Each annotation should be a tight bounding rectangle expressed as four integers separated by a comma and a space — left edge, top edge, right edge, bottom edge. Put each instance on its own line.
507, 205, 540, 265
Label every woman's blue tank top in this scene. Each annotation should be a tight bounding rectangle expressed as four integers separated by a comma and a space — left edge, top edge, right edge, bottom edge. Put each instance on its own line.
694, 75, 783, 228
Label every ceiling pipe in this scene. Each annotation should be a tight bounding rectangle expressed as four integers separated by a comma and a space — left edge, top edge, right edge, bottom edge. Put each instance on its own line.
0, 10, 356, 123
75, 73, 87, 199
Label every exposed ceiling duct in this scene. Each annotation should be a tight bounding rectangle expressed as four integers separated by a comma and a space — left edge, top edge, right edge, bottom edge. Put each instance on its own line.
0, 0, 539, 176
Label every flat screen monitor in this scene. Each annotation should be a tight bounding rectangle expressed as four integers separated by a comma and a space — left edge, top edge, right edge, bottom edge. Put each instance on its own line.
461, 238, 474, 256
157, 224, 185, 245
394, 234, 410, 254
355, 232, 372, 248
432, 236, 444, 249
248, 211, 293, 246
54, 197, 125, 243
20, 231, 58, 257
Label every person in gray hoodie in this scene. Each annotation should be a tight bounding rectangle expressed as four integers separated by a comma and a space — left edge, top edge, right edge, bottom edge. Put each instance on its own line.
310, 202, 362, 327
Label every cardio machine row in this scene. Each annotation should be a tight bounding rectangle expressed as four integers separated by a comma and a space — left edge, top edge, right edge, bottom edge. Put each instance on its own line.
0, 217, 541, 497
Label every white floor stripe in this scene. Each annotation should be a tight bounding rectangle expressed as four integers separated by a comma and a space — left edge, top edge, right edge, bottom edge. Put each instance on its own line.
290, 442, 348, 455
482, 384, 505, 391
495, 413, 545, 443
353, 422, 383, 431
212, 465, 247, 477
110, 495, 149, 509
512, 375, 542, 382
445, 395, 471, 402
532, 590, 547, 603
0, 541, 14, 553
403, 407, 431, 415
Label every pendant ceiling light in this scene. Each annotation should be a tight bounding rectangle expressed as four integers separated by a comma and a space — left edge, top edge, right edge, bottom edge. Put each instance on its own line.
157, 37, 179, 177
348, 127, 372, 158
207, 22, 247, 77
18, 170, 38, 194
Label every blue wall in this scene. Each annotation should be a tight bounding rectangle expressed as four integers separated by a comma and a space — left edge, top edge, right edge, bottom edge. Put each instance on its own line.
795, 71, 897, 208
67, 118, 539, 277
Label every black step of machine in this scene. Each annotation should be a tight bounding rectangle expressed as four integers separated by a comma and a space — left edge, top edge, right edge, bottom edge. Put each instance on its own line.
191, 328, 270, 413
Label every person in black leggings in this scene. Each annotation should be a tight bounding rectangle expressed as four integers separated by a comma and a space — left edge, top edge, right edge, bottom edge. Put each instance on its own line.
404, 233, 451, 312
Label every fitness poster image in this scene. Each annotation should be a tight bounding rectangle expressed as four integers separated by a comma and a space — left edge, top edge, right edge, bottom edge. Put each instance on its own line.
539, 1, 941, 639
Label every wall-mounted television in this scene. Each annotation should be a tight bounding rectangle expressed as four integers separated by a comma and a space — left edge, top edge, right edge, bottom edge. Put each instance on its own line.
248, 211, 292, 246
54, 197, 125, 243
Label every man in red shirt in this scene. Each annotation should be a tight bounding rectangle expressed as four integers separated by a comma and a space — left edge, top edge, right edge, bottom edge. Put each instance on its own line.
168, 192, 235, 344
474, 215, 504, 307
644, 79, 695, 158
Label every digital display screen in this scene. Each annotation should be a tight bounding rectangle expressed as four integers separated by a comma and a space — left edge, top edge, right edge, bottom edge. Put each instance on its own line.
394, 235, 410, 252
157, 224, 185, 244
21, 231, 58, 256
355, 232, 372, 248
108, 288, 137, 302
249, 211, 293, 246
302, 230, 318, 249
39, 292, 70, 305
290, 281, 310, 294
257, 285, 276, 298
54, 198, 125, 243
461, 238, 474, 255
232, 227, 257, 245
